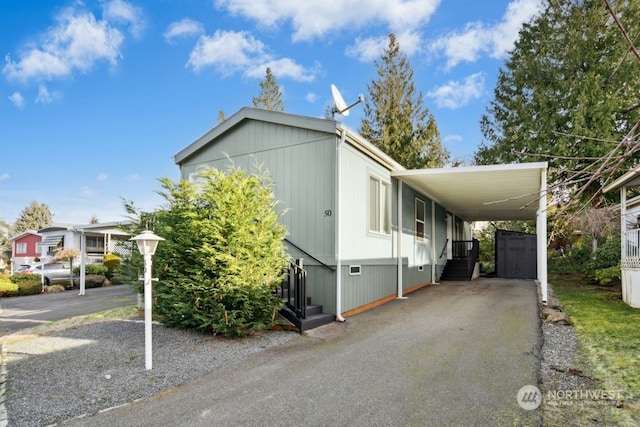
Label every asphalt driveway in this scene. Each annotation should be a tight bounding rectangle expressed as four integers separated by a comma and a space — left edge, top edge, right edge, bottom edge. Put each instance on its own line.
0, 285, 137, 335
65, 279, 542, 426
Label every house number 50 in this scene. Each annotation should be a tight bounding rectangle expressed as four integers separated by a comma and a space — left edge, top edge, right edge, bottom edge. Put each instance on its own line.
324, 210, 332, 217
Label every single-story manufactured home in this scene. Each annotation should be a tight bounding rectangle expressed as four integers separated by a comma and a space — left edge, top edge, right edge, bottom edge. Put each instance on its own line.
604, 165, 640, 308
174, 108, 549, 329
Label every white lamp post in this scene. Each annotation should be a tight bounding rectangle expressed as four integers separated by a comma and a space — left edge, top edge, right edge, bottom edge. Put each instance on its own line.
130, 230, 164, 370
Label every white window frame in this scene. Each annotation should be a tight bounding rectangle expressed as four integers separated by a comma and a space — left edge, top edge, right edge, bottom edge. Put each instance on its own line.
415, 198, 426, 243
15, 242, 27, 254
368, 173, 392, 236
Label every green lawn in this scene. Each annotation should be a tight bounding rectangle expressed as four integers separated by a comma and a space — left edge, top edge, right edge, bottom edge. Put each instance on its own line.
550, 273, 640, 424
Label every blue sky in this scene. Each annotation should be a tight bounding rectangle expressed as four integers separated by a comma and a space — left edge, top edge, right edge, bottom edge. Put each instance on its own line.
0, 0, 544, 227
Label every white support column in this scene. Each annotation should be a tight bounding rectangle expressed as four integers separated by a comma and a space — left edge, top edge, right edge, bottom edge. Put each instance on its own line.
620, 186, 627, 260
397, 180, 404, 298
431, 200, 438, 284
79, 231, 86, 296
537, 168, 548, 304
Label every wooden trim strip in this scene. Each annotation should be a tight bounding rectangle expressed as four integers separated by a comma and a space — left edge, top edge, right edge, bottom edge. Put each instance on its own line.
341, 282, 432, 318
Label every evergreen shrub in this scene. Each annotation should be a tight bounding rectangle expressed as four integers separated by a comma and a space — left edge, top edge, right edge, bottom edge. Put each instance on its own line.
127, 166, 289, 338
18, 280, 43, 296
0, 280, 19, 297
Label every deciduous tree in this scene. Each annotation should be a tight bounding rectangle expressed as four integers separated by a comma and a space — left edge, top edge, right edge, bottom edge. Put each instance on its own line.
53, 248, 80, 288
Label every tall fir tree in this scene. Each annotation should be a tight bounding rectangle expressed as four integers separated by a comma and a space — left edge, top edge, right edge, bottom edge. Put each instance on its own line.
12, 201, 53, 234
360, 33, 448, 169
476, 0, 640, 207
252, 67, 285, 112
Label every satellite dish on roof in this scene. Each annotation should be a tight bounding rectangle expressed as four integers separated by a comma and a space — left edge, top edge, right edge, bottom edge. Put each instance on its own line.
331, 84, 364, 117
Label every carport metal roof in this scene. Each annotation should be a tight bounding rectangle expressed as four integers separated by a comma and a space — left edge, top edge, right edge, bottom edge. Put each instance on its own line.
391, 162, 549, 222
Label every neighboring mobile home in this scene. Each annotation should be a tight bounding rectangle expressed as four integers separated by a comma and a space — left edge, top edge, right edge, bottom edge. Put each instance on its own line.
174, 108, 549, 328
604, 165, 640, 308
9, 230, 41, 271
38, 222, 131, 264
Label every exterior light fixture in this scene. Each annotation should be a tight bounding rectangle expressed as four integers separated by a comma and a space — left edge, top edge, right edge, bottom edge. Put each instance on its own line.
130, 230, 164, 370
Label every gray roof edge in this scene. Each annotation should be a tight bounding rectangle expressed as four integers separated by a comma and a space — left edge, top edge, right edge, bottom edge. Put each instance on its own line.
173, 107, 338, 165
391, 161, 548, 177
603, 164, 640, 193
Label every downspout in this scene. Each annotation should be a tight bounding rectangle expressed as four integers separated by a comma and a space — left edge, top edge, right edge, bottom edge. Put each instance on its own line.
335, 126, 347, 322
396, 180, 404, 298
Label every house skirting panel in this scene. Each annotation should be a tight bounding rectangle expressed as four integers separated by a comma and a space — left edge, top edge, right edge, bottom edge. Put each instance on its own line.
340, 263, 397, 313
304, 265, 337, 315
621, 268, 640, 308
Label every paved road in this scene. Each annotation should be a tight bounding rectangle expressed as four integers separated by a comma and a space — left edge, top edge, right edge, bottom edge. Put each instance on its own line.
66, 279, 542, 426
0, 286, 137, 335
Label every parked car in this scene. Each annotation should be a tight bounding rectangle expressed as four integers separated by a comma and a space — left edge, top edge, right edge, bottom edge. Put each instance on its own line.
15, 264, 33, 273
31, 262, 74, 286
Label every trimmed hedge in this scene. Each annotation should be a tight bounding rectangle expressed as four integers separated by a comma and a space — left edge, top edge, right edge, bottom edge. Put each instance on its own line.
18, 280, 43, 296
73, 274, 106, 288
11, 273, 41, 284
0, 280, 19, 297
73, 264, 108, 276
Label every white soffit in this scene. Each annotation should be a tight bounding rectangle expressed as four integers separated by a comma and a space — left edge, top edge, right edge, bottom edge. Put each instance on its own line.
602, 164, 640, 193
392, 162, 548, 221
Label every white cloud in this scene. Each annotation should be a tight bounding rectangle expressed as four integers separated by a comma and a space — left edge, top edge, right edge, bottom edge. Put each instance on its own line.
0, 173, 10, 181
443, 134, 463, 144
215, 0, 440, 42
306, 92, 318, 103
187, 30, 318, 81
97, 173, 108, 181
427, 72, 485, 109
164, 18, 205, 43
80, 186, 94, 197
127, 173, 141, 181
246, 58, 319, 82
187, 30, 265, 74
35, 84, 59, 104
346, 30, 422, 62
8, 92, 25, 109
101, 0, 145, 37
3, 6, 128, 82
429, 0, 543, 69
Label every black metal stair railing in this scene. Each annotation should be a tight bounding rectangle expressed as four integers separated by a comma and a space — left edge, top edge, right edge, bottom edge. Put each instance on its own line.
279, 259, 307, 319
444, 238, 480, 280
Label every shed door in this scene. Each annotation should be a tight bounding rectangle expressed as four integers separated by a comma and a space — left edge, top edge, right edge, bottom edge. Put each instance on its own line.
495, 231, 537, 279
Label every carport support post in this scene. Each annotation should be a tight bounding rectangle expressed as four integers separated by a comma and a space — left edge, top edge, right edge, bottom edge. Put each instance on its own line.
537, 169, 548, 304
79, 231, 86, 296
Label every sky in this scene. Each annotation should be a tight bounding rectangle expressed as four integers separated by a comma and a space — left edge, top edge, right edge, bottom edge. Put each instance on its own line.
0, 0, 545, 227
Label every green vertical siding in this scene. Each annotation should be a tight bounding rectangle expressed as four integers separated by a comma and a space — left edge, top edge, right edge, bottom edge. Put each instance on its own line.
180, 120, 336, 265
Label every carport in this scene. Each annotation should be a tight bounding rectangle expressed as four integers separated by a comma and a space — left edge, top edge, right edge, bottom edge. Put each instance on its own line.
391, 162, 549, 303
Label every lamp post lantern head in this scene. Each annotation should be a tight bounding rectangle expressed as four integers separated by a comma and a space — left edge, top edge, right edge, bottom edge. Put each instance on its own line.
130, 230, 164, 256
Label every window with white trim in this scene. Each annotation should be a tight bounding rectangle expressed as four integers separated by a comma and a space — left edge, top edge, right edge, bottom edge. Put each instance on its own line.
16, 242, 27, 254
415, 198, 425, 242
369, 174, 391, 235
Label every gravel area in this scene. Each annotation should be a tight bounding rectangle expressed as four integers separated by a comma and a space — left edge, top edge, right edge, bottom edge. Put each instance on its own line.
1, 319, 297, 427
